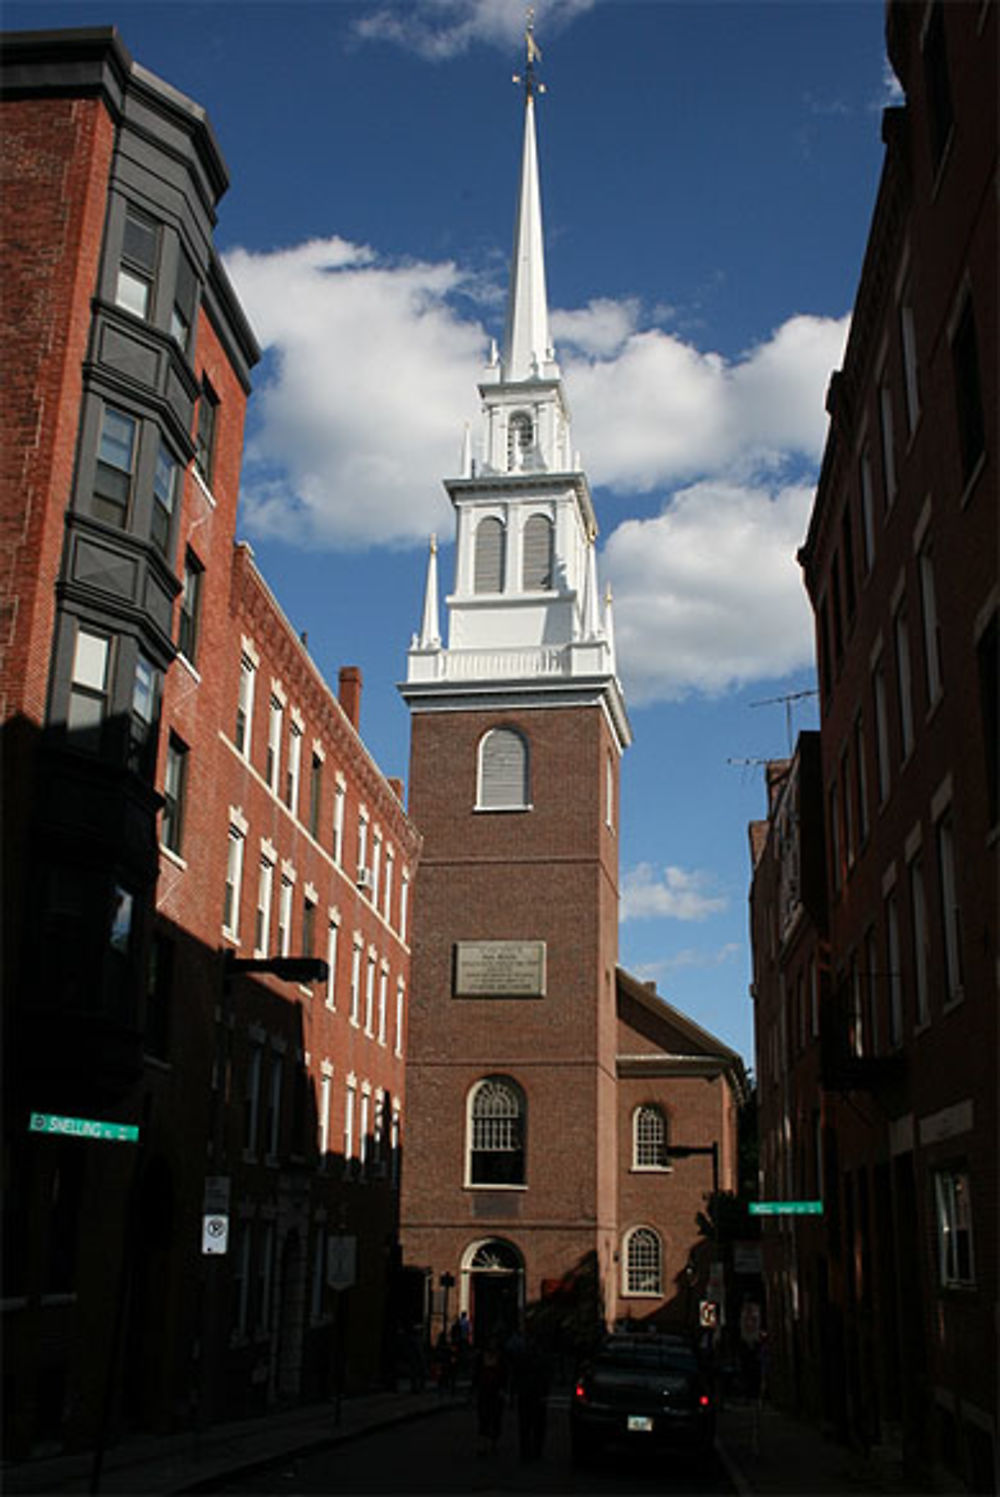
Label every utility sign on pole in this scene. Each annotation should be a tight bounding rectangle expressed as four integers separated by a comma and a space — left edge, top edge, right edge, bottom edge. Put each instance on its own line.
202, 1175, 231, 1256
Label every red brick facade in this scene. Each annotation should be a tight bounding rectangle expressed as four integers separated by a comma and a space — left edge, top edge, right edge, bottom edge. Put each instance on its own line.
401, 696, 744, 1344
0, 95, 114, 724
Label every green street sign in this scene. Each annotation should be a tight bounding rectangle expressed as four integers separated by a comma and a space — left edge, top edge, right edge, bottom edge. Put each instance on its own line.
29, 1112, 139, 1144
749, 1200, 823, 1216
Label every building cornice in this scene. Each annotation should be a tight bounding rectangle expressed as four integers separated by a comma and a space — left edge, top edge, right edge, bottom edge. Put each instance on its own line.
398, 673, 632, 750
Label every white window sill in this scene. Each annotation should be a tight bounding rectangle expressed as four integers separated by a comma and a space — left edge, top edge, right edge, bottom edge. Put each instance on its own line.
176, 652, 202, 685
464, 1182, 527, 1192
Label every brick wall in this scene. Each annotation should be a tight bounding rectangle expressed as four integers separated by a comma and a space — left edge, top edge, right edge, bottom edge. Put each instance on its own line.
0, 95, 114, 724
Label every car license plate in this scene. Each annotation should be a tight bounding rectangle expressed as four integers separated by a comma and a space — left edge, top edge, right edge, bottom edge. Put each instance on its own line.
627, 1415, 653, 1433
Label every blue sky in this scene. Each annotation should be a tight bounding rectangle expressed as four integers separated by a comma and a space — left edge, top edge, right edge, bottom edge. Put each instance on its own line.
9, 0, 898, 1064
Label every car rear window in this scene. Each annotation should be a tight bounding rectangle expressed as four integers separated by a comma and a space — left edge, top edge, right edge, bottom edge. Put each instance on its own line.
599, 1340, 698, 1372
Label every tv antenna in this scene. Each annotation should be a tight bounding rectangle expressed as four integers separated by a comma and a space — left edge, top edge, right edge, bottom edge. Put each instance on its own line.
749, 688, 818, 752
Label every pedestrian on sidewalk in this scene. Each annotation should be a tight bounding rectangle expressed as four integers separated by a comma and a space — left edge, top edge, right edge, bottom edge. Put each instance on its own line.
472, 1336, 506, 1457
510, 1333, 550, 1462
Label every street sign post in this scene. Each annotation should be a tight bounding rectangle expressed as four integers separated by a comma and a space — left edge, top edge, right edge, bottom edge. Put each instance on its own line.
748, 1200, 824, 1216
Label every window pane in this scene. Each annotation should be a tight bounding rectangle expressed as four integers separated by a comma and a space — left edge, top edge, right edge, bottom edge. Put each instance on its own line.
67, 691, 104, 739
133, 656, 156, 724
196, 382, 218, 481
99, 408, 136, 472
155, 445, 177, 511
627, 1228, 662, 1295
178, 554, 203, 663
635, 1106, 666, 1167
122, 210, 157, 272
73, 630, 109, 692
116, 267, 150, 318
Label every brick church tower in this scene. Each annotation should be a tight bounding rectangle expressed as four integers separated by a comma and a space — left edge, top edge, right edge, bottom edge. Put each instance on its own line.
399, 22, 631, 1343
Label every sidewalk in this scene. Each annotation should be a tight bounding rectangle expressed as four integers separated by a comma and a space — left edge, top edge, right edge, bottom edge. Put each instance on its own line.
2, 1385, 463, 1496
716, 1397, 965, 1496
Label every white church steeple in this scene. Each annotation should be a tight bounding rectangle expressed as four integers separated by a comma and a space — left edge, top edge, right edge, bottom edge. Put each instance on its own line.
502, 16, 557, 384
403, 16, 629, 752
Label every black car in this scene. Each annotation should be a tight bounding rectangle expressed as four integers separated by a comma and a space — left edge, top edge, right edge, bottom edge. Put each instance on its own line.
570, 1334, 715, 1463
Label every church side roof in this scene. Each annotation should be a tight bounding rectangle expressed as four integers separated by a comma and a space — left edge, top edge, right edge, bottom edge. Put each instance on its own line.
615, 966, 747, 1100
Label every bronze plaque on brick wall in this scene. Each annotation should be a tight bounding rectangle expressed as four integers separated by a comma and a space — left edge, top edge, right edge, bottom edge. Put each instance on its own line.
453, 941, 546, 997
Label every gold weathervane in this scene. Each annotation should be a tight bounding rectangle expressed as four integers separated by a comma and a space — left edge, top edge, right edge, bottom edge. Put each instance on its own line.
513, 9, 546, 99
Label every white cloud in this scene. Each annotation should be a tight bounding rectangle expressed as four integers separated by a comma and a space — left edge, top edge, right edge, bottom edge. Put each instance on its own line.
629, 944, 743, 980
353, 0, 597, 61
604, 479, 817, 704
225, 238, 484, 548
876, 55, 905, 110
550, 298, 640, 358
621, 863, 728, 923
565, 313, 848, 493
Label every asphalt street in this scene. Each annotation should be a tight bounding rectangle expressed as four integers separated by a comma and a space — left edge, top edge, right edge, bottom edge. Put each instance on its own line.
213, 1393, 737, 1495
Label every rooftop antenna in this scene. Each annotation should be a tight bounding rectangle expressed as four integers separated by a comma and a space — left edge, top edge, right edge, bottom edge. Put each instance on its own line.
749, 688, 819, 753
513, 9, 546, 100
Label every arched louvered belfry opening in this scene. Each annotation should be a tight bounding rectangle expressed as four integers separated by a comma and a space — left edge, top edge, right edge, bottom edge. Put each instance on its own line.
522, 513, 554, 590
477, 727, 530, 810
474, 515, 505, 593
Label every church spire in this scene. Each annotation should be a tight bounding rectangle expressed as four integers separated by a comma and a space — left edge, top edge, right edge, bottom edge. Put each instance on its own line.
502, 13, 556, 383
416, 534, 441, 649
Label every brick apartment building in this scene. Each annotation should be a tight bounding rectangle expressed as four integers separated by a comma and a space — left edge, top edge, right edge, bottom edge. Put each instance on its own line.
1, 28, 418, 1459
752, 2, 997, 1489
398, 34, 745, 1347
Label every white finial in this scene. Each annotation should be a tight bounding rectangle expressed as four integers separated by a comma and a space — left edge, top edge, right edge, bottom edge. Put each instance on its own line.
604, 583, 618, 673
460, 423, 472, 477
418, 534, 441, 649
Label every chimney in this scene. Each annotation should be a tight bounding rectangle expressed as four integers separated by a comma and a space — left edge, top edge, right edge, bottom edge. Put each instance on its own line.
339, 666, 362, 730
387, 777, 405, 803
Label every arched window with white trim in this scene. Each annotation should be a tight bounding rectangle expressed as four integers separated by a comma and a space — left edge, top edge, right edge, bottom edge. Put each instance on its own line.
477, 727, 530, 811
633, 1104, 669, 1170
522, 514, 554, 590
624, 1226, 663, 1296
467, 1076, 526, 1186
474, 516, 505, 593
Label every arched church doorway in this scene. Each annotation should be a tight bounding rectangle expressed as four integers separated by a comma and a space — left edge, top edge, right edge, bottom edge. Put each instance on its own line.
461, 1238, 523, 1347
